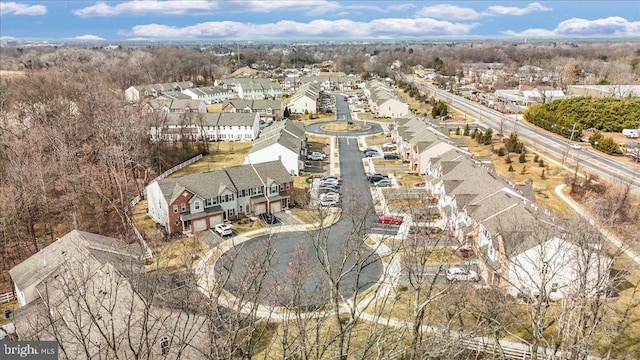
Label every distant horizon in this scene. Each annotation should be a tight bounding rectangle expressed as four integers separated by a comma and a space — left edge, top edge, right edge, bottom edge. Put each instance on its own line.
1, 1, 638, 41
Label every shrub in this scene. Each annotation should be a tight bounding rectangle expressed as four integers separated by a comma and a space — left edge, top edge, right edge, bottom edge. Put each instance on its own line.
534, 154, 539, 162
463, 124, 470, 136
538, 159, 545, 167
540, 169, 547, 180
508, 165, 515, 172
497, 147, 506, 157
505, 155, 513, 164
519, 152, 526, 163
520, 165, 527, 175
455, 127, 460, 135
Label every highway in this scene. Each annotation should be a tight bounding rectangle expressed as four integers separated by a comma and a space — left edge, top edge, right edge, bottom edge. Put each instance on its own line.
403, 75, 640, 191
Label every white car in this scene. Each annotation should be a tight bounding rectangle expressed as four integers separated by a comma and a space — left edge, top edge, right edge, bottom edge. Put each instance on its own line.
319, 192, 340, 202
446, 266, 479, 282
319, 197, 339, 207
213, 223, 233, 237
320, 178, 340, 187
570, 143, 581, 150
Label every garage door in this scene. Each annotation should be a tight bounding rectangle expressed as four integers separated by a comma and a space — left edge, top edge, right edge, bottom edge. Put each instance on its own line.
254, 203, 266, 215
271, 201, 281, 213
209, 214, 223, 226
192, 219, 207, 232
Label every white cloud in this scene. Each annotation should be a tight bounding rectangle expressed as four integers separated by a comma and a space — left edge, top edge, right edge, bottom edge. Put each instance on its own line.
74, 1, 220, 16
73, 34, 106, 40
504, 16, 640, 37
502, 28, 556, 37
73, 0, 340, 17
487, 2, 551, 16
388, 3, 416, 12
125, 17, 478, 39
555, 16, 640, 36
416, 4, 482, 20
0, 36, 16, 40
0, 2, 46, 16
417, 2, 551, 21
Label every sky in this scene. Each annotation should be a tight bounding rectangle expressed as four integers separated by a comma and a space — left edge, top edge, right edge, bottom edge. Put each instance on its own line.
0, 1, 639, 41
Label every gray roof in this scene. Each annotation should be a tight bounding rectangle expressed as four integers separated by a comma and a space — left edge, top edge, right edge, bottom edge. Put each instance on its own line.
248, 119, 305, 154
157, 160, 292, 204
9, 230, 142, 293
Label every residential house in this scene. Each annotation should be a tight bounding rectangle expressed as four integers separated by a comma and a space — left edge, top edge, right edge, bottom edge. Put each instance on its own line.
245, 119, 306, 175
393, 114, 460, 174
365, 80, 409, 118
181, 85, 234, 104
221, 99, 285, 123
148, 112, 260, 142
567, 85, 640, 98
288, 82, 320, 114
9, 230, 213, 359
424, 148, 610, 299
299, 75, 354, 91
146, 160, 294, 234
125, 81, 194, 102
143, 98, 207, 114
214, 78, 282, 99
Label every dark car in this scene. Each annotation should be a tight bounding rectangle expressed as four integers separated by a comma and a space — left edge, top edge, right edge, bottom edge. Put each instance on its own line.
367, 173, 389, 183
259, 212, 277, 224
383, 153, 400, 160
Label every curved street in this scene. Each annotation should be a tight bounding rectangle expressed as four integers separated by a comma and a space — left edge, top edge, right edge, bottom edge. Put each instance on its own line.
205, 94, 392, 310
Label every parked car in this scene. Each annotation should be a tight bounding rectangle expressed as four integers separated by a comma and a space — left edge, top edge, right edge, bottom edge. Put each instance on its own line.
319, 198, 338, 207
446, 266, 479, 282
321, 175, 338, 181
364, 150, 379, 158
213, 223, 233, 236
307, 152, 326, 161
319, 192, 340, 202
367, 173, 389, 183
318, 186, 339, 193
362, 147, 377, 153
259, 212, 277, 224
373, 179, 392, 187
320, 178, 340, 187
377, 214, 403, 225
383, 153, 400, 160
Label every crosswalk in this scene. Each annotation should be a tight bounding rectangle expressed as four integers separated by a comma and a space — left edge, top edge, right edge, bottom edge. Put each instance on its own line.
336, 135, 358, 139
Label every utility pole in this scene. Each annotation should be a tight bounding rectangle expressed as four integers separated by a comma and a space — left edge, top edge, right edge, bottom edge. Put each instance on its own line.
561, 122, 578, 169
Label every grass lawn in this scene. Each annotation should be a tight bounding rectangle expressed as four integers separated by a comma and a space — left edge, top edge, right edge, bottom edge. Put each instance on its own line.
321, 122, 371, 132
0, 301, 18, 326
396, 173, 425, 189
456, 135, 576, 218
130, 199, 165, 245
145, 236, 209, 272
169, 141, 253, 177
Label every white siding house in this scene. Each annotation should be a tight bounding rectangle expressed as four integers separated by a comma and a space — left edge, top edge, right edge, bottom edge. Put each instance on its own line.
245, 120, 306, 175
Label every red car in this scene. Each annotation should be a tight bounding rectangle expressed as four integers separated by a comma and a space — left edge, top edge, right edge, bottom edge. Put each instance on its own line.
377, 214, 403, 225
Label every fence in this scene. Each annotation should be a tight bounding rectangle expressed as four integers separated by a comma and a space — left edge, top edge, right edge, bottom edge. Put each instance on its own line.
124, 153, 204, 261
0, 292, 15, 304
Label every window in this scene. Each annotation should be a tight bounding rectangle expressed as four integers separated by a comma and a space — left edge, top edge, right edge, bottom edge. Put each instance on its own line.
542, 261, 549, 275
206, 198, 213, 207
286, 183, 290, 190
173, 205, 178, 214
160, 337, 169, 356
228, 208, 235, 217
270, 185, 278, 194
181, 203, 186, 213
194, 201, 201, 210
239, 205, 243, 213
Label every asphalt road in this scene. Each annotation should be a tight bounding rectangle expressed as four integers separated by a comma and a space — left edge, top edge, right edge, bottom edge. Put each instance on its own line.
403, 75, 640, 192
214, 95, 387, 308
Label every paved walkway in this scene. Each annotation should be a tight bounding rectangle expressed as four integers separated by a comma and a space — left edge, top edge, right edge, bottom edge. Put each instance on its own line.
555, 184, 640, 265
